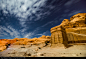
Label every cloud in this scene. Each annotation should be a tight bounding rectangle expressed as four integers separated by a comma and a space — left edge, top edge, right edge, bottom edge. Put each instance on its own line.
0, 29, 8, 37
64, 0, 81, 6
24, 32, 34, 38
41, 21, 54, 27
20, 28, 27, 33
0, 26, 21, 38
19, 21, 26, 27
42, 31, 50, 35
64, 0, 74, 6
68, 10, 82, 16
0, 0, 48, 28
23, 25, 45, 38
0, 0, 47, 19
36, 30, 51, 37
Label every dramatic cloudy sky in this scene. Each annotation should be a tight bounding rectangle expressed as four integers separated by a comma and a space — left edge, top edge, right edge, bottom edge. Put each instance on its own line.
0, 0, 86, 39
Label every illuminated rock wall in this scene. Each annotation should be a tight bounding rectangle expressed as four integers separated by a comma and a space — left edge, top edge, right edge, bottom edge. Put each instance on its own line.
66, 27, 86, 43
50, 26, 68, 47
50, 13, 86, 47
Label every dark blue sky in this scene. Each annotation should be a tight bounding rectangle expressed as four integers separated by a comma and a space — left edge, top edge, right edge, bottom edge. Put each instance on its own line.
0, 0, 86, 39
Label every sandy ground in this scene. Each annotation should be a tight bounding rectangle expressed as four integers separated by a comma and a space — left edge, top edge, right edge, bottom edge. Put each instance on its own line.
0, 43, 86, 57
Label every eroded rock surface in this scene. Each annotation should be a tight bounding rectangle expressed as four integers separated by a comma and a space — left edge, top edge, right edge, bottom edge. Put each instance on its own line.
50, 13, 86, 47
0, 35, 51, 52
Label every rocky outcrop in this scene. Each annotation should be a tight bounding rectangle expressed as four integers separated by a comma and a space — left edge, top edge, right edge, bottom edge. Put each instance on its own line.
61, 13, 86, 28
50, 13, 86, 47
66, 27, 86, 43
0, 39, 16, 51
50, 26, 68, 48
0, 35, 51, 52
13, 36, 51, 45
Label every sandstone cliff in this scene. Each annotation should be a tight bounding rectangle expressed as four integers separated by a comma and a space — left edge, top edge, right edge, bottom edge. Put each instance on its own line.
50, 13, 86, 47
0, 35, 51, 52
61, 13, 86, 28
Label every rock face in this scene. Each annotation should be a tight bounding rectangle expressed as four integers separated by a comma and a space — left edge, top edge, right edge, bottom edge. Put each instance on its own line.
13, 36, 51, 45
0, 35, 51, 52
50, 26, 68, 48
61, 13, 86, 28
50, 13, 86, 47
66, 13, 86, 43
66, 27, 86, 43
0, 39, 16, 51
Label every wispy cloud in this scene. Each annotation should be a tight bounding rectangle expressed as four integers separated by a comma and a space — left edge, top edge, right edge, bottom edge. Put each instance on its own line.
68, 10, 82, 16
36, 30, 50, 37
0, 26, 21, 38
64, 0, 80, 6
64, 0, 74, 6
24, 32, 34, 38
0, 0, 47, 30
41, 21, 54, 27
0, 0, 47, 24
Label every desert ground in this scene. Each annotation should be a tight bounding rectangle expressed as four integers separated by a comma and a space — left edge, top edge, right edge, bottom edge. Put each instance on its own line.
0, 43, 86, 57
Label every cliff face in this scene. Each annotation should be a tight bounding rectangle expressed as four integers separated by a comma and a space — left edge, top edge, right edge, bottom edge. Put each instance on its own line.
61, 13, 86, 28
0, 39, 16, 51
50, 13, 86, 47
65, 13, 86, 43
12, 35, 51, 45
0, 35, 51, 52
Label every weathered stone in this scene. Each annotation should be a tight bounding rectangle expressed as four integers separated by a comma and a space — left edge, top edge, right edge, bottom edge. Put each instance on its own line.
40, 35, 46, 39
50, 26, 68, 48
66, 27, 86, 43
46, 36, 51, 39
60, 19, 70, 26
0, 46, 6, 52
50, 13, 86, 47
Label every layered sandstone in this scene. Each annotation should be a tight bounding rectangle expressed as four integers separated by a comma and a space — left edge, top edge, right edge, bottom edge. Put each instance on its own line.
13, 35, 51, 45
50, 13, 86, 47
50, 26, 68, 48
61, 13, 86, 28
0, 35, 51, 52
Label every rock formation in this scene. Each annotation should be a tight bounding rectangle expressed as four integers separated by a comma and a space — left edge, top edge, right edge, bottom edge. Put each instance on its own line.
50, 13, 86, 47
0, 35, 51, 52
61, 13, 86, 28
12, 35, 50, 45
0, 39, 16, 51
50, 26, 68, 48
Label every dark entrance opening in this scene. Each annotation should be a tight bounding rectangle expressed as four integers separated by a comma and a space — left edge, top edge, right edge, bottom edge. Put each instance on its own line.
6, 44, 11, 48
